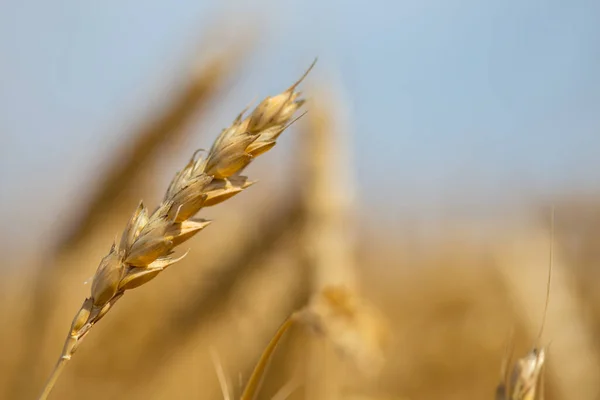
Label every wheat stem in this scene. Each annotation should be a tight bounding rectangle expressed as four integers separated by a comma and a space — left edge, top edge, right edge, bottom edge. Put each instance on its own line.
38, 356, 69, 400
240, 314, 296, 400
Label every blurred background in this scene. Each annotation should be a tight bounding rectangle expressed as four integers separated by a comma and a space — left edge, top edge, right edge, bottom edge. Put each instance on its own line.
1, 1, 600, 399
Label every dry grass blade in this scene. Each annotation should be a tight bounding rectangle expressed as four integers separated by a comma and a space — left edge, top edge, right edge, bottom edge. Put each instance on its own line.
37, 60, 316, 400
240, 315, 296, 400
270, 376, 301, 400
210, 346, 233, 400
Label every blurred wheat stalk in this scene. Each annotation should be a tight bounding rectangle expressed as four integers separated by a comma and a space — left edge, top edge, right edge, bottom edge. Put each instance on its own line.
232, 85, 389, 400
299, 87, 387, 400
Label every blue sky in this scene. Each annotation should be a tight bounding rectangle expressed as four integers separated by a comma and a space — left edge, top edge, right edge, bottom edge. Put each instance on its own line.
1, 0, 600, 248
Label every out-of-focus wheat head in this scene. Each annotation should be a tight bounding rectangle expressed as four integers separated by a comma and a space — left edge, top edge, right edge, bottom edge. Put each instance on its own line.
298, 285, 389, 376
239, 84, 388, 400
37, 59, 316, 400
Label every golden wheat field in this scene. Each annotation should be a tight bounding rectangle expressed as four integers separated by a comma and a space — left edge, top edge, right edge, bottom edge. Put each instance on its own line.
2, 3, 600, 400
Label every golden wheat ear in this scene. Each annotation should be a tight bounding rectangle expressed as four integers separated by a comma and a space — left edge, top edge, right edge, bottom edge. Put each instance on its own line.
13, 47, 247, 400
37, 62, 315, 400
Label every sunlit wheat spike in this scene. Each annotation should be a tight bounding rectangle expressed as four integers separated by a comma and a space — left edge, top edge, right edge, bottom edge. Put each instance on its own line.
13, 35, 253, 400
37, 60, 316, 400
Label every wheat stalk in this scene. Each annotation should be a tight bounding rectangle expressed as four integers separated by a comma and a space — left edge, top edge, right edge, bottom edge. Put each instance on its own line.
240, 314, 297, 400
299, 86, 357, 400
37, 59, 316, 400
238, 90, 387, 400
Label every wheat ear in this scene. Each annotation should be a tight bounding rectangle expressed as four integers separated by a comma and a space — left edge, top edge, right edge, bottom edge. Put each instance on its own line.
37, 59, 316, 400
13, 50, 244, 400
